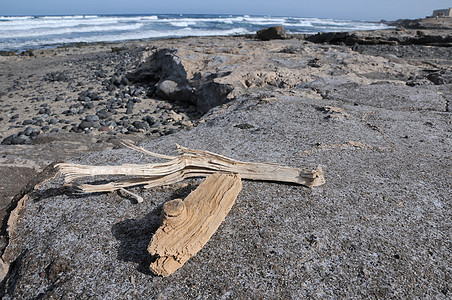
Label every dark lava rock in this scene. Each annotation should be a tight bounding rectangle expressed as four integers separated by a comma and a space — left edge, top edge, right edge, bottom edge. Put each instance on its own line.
234, 123, 255, 130
78, 120, 97, 130
127, 48, 187, 84
125, 100, 134, 114
194, 80, 234, 114
23, 127, 40, 137
132, 121, 148, 130
110, 76, 121, 86
84, 115, 99, 122
426, 70, 452, 85
44, 72, 68, 82
78, 90, 101, 102
12, 134, 32, 144
1, 135, 13, 145
2, 132, 34, 145
121, 76, 130, 86
48, 118, 58, 125
22, 119, 33, 125
83, 102, 95, 110
88, 91, 101, 101
96, 109, 112, 120
308, 58, 322, 68
306, 30, 452, 46
257, 25, 287, 41
144, 115, 156, 125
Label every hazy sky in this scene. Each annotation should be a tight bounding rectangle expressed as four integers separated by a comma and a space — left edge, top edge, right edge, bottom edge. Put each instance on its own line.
1, 0, 451, 21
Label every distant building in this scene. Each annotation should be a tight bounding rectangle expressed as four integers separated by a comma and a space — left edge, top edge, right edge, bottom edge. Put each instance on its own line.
432, 8, 452, 17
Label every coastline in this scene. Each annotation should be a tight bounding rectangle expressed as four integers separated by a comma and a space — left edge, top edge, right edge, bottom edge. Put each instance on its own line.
0, 22, 451, 298
0, 14, 391, 53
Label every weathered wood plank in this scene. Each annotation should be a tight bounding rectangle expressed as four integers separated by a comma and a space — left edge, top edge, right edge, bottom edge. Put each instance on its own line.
148, 173, 242, 276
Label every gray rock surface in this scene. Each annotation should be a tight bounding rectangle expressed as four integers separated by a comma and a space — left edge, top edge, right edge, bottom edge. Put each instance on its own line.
2, 89, 451, 299
0, 33, 451, 299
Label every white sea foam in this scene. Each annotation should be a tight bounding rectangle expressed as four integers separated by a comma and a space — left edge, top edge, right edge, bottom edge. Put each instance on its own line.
0, 16, 34, 21
1, 18, 120, 30
0, 24, 143, 39
0, 14, 390, 51
169, 21, 197, 27
41, 15, 98, 19
0, 27, 253, 50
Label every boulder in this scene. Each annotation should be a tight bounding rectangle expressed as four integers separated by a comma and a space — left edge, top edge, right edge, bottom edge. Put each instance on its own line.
256, 25, 287, 41
155, 80, 192, 102
126, 48, 188, 85
126, 48, 234, 113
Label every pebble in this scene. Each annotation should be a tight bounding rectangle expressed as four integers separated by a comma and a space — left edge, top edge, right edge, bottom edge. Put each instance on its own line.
127, 126, 139, 133
84, 102, 95, 109
23, 127, 34, 136
11, 134, 31, 145
96, 109, 111, 119
98, 126, 111, 132
107, 121, 117, 128
126, 101, 134, 114
85, 115, 100, 122
132, 121, 147, 130
144, 115, 156, 125
78, 120, 97, 130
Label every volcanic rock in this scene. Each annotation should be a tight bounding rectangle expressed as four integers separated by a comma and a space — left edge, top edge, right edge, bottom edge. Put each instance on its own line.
257, 25, 287, 41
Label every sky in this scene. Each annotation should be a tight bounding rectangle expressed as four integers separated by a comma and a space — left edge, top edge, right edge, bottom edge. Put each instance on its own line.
1, 0, 451, 21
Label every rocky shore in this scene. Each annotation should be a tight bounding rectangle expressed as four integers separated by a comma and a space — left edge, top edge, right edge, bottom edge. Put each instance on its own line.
0, 23, 451, 298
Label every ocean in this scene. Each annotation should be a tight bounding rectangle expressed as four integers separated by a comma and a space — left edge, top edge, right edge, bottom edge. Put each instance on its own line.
0, 14, 391, 52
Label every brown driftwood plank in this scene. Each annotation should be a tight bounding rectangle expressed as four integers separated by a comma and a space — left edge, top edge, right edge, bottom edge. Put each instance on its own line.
55, 143, 325, 192
148, 173, 242, 276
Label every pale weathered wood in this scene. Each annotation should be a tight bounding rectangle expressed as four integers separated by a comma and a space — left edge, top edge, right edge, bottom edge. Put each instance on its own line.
148, 173, 242, 276
55, 143, 325, 193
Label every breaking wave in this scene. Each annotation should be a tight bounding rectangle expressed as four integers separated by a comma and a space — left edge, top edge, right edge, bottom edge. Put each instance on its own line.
0, 14, 390, 51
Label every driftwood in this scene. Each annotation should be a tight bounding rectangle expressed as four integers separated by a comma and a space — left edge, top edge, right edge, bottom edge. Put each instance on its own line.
55, 142, 325, 192
148, 173, 242, 276
54, 143, 325, 276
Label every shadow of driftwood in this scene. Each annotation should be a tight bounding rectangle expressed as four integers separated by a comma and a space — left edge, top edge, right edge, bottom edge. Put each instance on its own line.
111, 183, 197, 276
31, 186, 94, 202
111, 206, 162, 275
